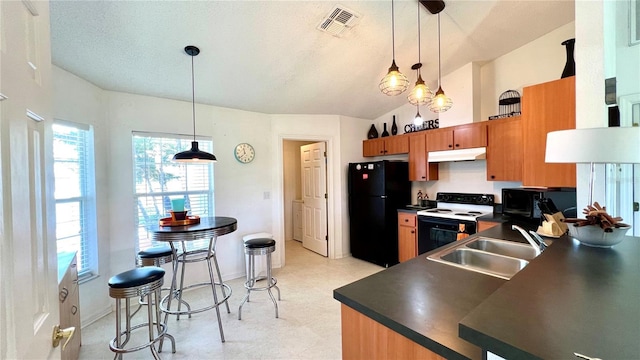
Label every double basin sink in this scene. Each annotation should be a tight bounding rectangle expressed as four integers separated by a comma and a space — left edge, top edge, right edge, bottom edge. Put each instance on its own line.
427, 237, 539, 280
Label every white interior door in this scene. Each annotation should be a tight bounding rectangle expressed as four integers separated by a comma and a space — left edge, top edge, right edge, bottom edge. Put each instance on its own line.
300, 142, 328, 256
0, 1, 60, 359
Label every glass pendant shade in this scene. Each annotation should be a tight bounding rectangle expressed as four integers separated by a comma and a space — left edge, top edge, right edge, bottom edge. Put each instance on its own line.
413, 107, 423, 126
408, 73, 433, 106
379, 60, 409, 96
429, 13, 452, 114
429, 86, 453, 113
173, 45, 217, 163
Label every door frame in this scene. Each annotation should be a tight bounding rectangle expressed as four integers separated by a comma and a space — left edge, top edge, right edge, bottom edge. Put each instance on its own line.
273, 134, 336, 267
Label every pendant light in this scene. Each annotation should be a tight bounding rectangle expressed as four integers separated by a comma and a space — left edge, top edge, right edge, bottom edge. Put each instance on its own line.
408, 3, 433, 106
173, 45, 217, 163
413, 105, 424, 126
379, 0, 409, 96
428, 13, 453, 113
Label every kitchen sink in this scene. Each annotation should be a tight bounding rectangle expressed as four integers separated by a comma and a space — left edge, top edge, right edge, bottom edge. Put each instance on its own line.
465, 237, 538, 260
427, 237, 536, 280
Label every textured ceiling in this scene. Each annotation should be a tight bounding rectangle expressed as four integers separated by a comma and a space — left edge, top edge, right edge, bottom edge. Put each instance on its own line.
50, 0, 575, 120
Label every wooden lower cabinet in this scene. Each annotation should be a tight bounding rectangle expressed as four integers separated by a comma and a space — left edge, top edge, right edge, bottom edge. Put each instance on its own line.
341, 304, 445, 360
398, 212, 417, 262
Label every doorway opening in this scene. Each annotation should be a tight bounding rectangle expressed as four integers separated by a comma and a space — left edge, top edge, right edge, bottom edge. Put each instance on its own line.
282, 139, 329, 262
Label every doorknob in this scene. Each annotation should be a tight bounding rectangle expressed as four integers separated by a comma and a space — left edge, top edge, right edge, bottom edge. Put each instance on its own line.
52, 325, 75, 350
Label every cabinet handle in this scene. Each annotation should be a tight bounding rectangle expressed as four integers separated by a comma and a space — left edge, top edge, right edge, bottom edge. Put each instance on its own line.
411, 230, 415, 234
71, 306, 78, 315
490, 175, 495, 179
448, 144, 453, 148
455, 144, 460, 147
404, 219, 409, 222
421, 176, 426, 179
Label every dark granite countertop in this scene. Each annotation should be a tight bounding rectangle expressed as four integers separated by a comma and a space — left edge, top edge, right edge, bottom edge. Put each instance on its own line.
334, 222, 640, 359
459, 228, 640, 359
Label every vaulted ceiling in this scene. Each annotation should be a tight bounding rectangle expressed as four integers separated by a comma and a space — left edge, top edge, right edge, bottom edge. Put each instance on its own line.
50, 0, 575, 120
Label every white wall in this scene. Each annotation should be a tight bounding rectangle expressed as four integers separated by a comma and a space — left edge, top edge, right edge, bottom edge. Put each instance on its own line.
372, 22, 576, 204
270, 114, 345, 261
106, 91, 273, 287
480, 22, 576, 120
52, 67, 112, 325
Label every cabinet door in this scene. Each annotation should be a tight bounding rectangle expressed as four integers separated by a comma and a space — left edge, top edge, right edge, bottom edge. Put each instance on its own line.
409, 134, 438, 181
454, 123, 487, 149
363, 138, 385, 157
522, 77, 576, 187
426, 129, 454, 151
397, 213, 417, 263
486, 117, 523, 181
384, 135, 409, 155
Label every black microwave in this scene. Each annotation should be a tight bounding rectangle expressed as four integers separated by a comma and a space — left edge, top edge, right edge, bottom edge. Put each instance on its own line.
502, 188, 576, 220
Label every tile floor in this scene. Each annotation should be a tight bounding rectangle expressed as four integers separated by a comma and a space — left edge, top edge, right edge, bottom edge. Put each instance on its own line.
80, 240, 382, 359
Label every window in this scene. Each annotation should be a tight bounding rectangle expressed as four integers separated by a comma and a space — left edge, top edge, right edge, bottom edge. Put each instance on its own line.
53, 121, 98, 278
133, 133, 215, 251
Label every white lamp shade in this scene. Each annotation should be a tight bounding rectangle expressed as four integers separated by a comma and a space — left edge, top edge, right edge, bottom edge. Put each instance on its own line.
545, 127, 640, 164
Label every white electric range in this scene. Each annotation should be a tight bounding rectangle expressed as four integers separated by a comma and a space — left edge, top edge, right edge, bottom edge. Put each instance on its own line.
416, 192, 495, 253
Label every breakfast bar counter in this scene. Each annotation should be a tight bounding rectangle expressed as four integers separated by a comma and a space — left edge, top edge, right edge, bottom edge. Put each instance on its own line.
334, 223, 640, 359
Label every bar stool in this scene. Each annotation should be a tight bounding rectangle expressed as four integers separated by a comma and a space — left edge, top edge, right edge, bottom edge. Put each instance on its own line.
131, 246, 191, 319
242, 232, 273, 281
238, 238, 281, 320
108, 267, 175, 359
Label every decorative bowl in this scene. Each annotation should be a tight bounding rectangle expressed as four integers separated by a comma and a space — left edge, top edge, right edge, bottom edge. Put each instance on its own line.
567, 224, 631, 248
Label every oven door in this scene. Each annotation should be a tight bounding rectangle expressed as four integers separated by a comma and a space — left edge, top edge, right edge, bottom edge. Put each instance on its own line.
417, 216, 477, 254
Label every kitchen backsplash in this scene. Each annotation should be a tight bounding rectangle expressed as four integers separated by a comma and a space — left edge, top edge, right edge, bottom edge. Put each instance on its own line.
410, 160, 521, 204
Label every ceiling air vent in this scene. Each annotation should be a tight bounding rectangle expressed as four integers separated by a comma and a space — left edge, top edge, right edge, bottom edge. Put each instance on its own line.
317, 5, 362, 37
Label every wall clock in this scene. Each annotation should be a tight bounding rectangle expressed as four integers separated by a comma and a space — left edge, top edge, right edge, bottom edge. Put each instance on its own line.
234, 143, 255, 163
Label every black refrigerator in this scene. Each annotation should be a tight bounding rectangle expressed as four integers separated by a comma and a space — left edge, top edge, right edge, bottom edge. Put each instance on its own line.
348, 160, 410, 267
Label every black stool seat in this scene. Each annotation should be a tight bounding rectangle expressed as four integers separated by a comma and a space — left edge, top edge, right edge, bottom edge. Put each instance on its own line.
245, 238, 275, 249
109, 267, 165, 289
138, 246, 173, 259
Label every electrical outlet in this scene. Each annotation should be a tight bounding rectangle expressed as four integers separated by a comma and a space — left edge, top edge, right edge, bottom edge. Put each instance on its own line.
264, 191, 270, 200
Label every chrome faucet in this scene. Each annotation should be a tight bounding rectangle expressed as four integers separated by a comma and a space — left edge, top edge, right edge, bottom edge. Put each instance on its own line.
511, 225, 546, 256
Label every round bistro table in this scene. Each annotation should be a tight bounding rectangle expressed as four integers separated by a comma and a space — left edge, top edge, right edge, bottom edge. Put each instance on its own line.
149, 216, 237, 343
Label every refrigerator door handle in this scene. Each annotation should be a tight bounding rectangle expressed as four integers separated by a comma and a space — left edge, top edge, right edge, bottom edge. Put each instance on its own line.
381, 195, 387, 199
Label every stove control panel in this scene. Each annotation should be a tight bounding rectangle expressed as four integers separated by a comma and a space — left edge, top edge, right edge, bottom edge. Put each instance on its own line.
435, 193, 495, 206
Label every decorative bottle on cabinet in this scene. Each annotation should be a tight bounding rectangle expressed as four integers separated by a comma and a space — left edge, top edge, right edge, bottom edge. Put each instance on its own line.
561, 38, 575, 78
381, 123, 390, 137
367, 124, 379, 139
391, 115, 398, 135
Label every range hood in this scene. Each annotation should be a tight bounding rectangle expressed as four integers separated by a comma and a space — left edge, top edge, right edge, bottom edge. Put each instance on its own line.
427, 147, 486, 162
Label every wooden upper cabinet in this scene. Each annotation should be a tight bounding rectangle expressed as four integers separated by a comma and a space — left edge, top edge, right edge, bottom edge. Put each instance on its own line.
486, 117, 523, 181
362, 135, 409, 157
522, 76, 576, 187
426, 123, 487, 151
408, 133, 438, 181
426, 129, 454, 151
385, 135, 409, 154
363, 138, 385, 157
